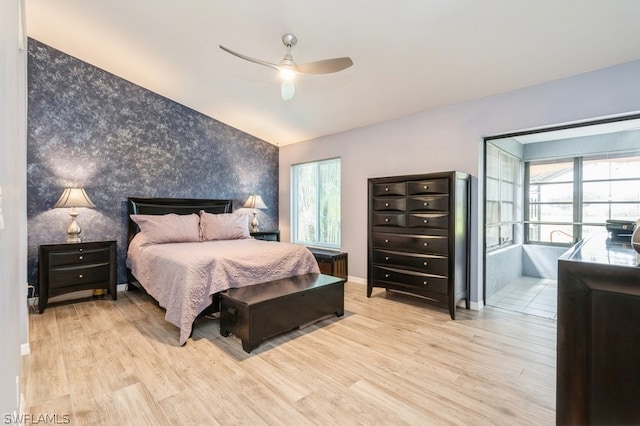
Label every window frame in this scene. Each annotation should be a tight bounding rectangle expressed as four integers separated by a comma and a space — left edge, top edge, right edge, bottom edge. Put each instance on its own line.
485, 143, 521, 252
290, 157, 341, 249
525, 152, 640, 246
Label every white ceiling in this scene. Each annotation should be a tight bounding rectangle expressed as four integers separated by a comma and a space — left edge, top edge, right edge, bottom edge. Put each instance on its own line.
25, 0, 640, 146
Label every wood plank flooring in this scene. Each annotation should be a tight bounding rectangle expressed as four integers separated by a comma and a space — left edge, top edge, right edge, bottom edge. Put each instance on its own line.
22, 282, 556, 425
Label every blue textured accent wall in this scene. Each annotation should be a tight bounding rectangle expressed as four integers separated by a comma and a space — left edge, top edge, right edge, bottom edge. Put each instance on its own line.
27, 39, 279, 289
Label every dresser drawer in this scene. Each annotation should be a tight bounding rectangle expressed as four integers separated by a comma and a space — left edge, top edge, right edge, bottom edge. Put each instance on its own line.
407, 213, 449, 230
406, 196, 449, 212
49, 263, 111, 290
371, 182, 406, 197
408, 178, 449, 195
372, 213, 406, 227
372, 197, 406, 211
372, 265, 448, 295
372, 232, 448, 255
49, 246, 111, 267
372, 249, 448, 276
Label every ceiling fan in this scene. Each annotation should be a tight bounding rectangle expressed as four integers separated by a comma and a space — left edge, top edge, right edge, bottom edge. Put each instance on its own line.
219, 34, 353, 101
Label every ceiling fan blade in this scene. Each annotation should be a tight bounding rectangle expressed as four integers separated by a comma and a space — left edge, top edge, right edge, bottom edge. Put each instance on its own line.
219, 45, 279, 71
295, 57, 353, 74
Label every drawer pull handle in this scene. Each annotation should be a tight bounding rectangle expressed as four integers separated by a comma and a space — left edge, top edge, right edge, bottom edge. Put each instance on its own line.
78, 274, 84, 279
385, 187, 389, 192
424, 185, 429, 190
423, 242, 428, 246
385, 203, 390, 207
423, 219, 428, 223
423, 261, 428, 266
78, 255, 84, 260
423, 281, 428, 285
384, 239, 389, 243
424, 202, 429, 206
79, 248, 83, 252
385, 256, 390, 261
385, 274, 390, 278
384, 218, 389, 222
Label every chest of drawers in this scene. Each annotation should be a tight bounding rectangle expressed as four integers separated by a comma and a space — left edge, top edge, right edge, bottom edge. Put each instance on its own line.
367, 171, 470, 319
38, 240, 117, 313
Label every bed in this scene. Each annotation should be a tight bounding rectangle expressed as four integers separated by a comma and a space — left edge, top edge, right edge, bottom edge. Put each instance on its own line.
125, 197, 320, 345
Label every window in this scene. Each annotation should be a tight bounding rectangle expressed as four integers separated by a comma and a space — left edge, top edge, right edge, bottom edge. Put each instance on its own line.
526, 160, 575, 244
526, 153, 640, 245
486, 144, 521, 250
291, 158, 341, 248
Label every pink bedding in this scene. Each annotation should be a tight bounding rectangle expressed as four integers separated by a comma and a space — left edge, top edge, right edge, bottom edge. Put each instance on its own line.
126, 236, 320, 344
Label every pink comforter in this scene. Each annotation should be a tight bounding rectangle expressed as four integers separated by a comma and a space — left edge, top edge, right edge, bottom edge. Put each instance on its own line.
126, 237, 320, 344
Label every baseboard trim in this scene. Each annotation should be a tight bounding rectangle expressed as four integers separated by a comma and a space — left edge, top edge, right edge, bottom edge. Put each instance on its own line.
470, 300, 484, 311
347, 276, 366, 285
20, 343, 30, 356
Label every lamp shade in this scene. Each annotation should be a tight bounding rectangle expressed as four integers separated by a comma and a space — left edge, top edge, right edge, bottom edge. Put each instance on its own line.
53, 188, 95, 209
243, 194, 267, 210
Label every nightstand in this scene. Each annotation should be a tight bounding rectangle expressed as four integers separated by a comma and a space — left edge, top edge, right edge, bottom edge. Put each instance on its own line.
308, 248, 348, 280
250, 230, 280, 242
38, 240, 117, 313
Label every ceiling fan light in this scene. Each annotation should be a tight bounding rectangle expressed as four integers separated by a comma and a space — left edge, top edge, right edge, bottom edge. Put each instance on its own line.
279, 67, 296, 81
281, 80, 295, 101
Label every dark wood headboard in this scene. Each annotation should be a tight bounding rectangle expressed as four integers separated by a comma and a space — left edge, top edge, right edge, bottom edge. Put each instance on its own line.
126, 197, 233, 245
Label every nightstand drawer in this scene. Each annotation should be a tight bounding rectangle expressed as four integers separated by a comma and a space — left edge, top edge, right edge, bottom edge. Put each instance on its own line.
49, 247, 111, 267
50, 263, 111, 289
251, 230, 280, 241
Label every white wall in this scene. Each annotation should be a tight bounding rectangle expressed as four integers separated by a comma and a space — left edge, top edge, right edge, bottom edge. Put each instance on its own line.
0, 0, 28, 415
279, 59, 640, 306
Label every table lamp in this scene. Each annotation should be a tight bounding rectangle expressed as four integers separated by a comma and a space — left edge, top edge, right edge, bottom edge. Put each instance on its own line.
54, 187, 95, 243
243, 194, 267, 232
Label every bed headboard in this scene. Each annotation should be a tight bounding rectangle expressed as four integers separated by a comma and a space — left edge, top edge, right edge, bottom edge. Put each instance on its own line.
126, 197, 233, 245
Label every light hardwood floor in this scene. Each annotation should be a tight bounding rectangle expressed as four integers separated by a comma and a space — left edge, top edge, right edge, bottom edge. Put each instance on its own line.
22, 282, 556, 425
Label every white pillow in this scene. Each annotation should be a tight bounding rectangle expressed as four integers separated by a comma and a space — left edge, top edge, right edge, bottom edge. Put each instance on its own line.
130, 213, 200, 245
199, 211, 251, 241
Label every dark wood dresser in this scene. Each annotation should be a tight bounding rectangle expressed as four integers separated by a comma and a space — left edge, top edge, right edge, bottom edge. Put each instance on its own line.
38, 240, 117, 313
367, 171, 470, 319
557, 234, 640, 425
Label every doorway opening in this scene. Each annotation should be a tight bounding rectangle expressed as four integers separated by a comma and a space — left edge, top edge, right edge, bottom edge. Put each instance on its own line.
483, 115, 640, 319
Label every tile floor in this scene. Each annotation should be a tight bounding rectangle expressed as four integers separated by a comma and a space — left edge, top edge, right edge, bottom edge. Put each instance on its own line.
486, 276, 558, 320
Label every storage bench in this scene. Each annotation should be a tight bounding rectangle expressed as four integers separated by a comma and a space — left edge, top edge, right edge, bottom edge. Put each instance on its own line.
220, 273, 345, 353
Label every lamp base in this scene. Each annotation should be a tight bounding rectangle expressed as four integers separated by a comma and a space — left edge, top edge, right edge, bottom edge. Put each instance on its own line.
66, 211, 82, 243
250, 211, 259, 232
